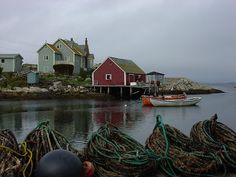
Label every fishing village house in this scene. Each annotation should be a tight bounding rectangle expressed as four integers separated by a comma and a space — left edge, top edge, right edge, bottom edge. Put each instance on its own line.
92, 57, 146, 97
0, 54, 23, 73
37, 38, 94, 75
92, 57, 146, 86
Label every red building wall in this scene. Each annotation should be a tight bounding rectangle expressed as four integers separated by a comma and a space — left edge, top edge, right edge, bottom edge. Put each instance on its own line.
93, 58, 125, 85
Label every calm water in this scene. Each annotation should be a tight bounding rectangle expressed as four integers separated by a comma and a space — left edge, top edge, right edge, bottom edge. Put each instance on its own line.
0, 83, 235, 149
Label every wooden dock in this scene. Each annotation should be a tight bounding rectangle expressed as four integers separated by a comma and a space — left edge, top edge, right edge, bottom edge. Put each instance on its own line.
86, 85, 150, 98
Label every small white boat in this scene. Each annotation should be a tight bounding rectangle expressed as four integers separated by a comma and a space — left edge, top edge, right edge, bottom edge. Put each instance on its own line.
150, 96, 202, 107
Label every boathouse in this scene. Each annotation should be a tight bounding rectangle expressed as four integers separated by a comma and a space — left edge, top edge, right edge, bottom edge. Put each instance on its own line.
92, 57, 146, 86
146, 71, 165, 85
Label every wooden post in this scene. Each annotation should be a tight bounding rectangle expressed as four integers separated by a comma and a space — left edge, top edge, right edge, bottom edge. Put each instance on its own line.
120, 87, 123, 98
107, 87, 110, 94
100, 87, 102, 93
130, 87, 132, 97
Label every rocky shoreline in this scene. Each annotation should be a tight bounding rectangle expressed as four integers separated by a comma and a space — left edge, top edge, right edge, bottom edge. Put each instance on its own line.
159, 78, 223, 94
0, 78, 223, 100
0, 81, 111, 100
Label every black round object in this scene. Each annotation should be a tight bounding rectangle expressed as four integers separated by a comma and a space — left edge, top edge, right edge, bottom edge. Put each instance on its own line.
35, 149, 83, 177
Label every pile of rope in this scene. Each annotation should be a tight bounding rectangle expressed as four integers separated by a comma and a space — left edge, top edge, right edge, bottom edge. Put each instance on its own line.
85, 123, 157, 177
24, 121, 84, 171
190, 114, 236, 170
0, 129, 32, 177
146, 115, 222, 177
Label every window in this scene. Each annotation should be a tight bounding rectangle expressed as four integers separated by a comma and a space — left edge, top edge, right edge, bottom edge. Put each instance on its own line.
56, 44, 61, 48
1, 59, 5, 63
105, 74, 112, 80
44, 56, 49, 60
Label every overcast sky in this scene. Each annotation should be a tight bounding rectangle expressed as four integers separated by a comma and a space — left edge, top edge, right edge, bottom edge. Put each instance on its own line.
0, 0, 235, 83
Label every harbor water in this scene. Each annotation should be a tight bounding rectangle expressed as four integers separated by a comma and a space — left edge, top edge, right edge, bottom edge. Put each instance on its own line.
0, 83, 235, 149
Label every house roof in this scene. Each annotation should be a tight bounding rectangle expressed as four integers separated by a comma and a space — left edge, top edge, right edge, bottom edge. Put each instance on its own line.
146, 71, 165, 75
109, 57, 145, 74
0, 54, 23, 59
37, 43, 61, 54
47, 44, 61, 54
61, 39, 84, 55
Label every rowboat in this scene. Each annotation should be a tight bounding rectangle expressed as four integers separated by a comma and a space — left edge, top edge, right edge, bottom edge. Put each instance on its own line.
141, 94, 187, 106
149, 96, 202, 107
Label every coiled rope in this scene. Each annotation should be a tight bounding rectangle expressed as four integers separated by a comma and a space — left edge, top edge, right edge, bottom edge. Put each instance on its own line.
0, 129, 33, 177
86, 123, 158, 177
190, 114, 236, 170
146, 115, 223, 177
24, 121, 84, 171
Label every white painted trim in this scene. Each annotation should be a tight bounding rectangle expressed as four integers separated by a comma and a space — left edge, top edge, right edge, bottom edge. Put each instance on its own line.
124, 72, 126, 86
53, 52, 55, 66
108, 57, 126, 73
37, 53, 40, 72
105, 74, 112, 80
92, 71, 94, 85
92, 57, 126, 86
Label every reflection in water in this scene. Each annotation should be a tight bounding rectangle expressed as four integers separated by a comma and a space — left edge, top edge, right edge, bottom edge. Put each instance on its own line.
0, 86, 236, 149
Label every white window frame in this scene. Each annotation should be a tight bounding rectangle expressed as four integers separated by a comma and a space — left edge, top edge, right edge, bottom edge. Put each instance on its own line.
105, 74, 112, 80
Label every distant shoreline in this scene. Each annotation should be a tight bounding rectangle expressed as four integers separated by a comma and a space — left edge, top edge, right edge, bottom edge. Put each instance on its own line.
0, 77, 225, 100
0, 87, 223, 101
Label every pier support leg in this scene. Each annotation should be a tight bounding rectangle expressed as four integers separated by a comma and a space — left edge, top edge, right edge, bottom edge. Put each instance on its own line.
107, 87, 110, 94
130, 87, 132, 97
100, 87, 102, 93
120, 87, 123, 98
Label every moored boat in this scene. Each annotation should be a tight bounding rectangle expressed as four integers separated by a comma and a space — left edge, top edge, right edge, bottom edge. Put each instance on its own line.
150, 96, 202, 107
141, 94, 187, 106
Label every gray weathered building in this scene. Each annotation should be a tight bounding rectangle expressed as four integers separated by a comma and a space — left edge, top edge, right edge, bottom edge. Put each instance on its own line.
0, 54, 23, 72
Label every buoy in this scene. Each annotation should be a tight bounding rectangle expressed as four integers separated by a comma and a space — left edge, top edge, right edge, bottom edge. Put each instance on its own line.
83, 161, 95, 177
35, 149, 83, 177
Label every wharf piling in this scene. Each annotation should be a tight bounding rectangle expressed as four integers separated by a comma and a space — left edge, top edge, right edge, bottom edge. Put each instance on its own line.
86, 85, 149, 99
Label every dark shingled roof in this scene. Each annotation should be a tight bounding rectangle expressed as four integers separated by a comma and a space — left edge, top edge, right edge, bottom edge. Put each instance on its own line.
146, 71, 165, 75
47, 44, 61, 54
109, 57, 145, 74
0, 54, 23, 59
61, 39, 84, 55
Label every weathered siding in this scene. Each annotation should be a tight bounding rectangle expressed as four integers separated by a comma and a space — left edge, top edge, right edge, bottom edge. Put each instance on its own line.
14, 56, 22, 72
54, 41, 74, 64
93, 58, 125, 85
55, 53, 62, 61
87, 58, 94, 70
38, 45, 54, 73
80, 56, 86, 69
74, 55, 81, 74
27, 72, 39, 84
0, 58, 14, 72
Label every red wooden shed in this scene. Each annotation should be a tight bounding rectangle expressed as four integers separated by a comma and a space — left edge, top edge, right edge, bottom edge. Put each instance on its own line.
92, 57, 146, 86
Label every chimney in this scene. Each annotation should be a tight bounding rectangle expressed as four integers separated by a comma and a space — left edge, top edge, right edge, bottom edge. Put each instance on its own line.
70, 38, 73, 42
